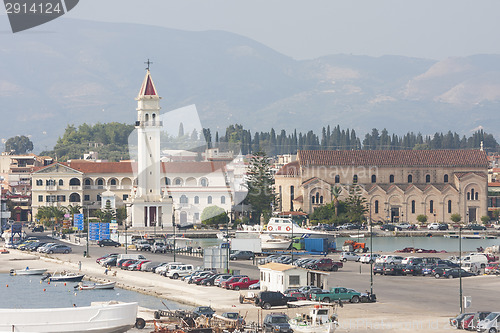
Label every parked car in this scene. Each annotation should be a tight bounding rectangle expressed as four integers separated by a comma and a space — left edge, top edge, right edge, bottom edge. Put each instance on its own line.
397, 222, 413, 230
440, 268, 476, 279
403, 263, 424, 276
135, 240, 152, 251
254, 291, 297, 309
97, 239, 121, 247
359, 253, 381, 264
221, 312, 245, 325
477, 312, 500, 332
310, 287, 362, 303
464, 224, 487, 230
449, 312, 474, 329
373, 263, 387, 275
120, 259, 139, 270
376, 255, 404, 264
427, 223, 440, 230
249, 281, 260, 290
100, 257, 118, 267
166, 264, 194, 279
192, 306, 215, 318
468, 311, 491, 331
200, 273, 226, 286
214, 275, 233, 287
438, 223, 449, 230
381, 224, 401, 231
32, 225, 44, 232
307, 258, 343, 271
485, 262, 500, 275
41, 244, 72, 254
263, 313, 292, 333
152, 242, 167, 253
221, 275, 247, 289
340, 252, 360, 262
230, 250, 254, 260
37, 243, 56, 253
383, 264, 405, 275
285, 291, 307, 300
228, 277, 259, 291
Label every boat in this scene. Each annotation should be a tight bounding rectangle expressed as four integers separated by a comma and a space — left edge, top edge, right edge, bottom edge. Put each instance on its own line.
42, 272, 85, 282
10, 267, 48, 275
261, 234, 292, 250
349, 234, 365, 238
239, 218, 336, 241
0, 301, 138, 333
289, 304, 338, 333
76, 281, 116, 290
462, 235, 482, 239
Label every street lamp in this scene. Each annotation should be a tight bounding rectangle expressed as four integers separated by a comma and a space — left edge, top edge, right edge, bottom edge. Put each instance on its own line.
172, 207, 176, 262
459, 224, 463, 314
369, 203, 373, 297
85, 202, 95, 258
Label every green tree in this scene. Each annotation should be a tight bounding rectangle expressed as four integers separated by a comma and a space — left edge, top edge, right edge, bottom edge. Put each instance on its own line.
330, 185, 342, 217
245, 151, 276, 223
480, 215, 490, 224
416, 214, 428, 223
65, 205, 81, 215
492, 209, 500, 222
450, 213, 462, 223
116, 207, 128, 225
4, 135, 34, 154
344, 185, 368, 223
201, 206, 229, 227
96, 201, 116, 224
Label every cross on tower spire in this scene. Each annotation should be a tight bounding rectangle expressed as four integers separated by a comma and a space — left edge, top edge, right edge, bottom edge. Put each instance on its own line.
145, 59, 153, 71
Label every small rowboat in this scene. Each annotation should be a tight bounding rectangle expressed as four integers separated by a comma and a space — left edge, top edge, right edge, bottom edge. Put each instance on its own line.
76, 282, 116, 290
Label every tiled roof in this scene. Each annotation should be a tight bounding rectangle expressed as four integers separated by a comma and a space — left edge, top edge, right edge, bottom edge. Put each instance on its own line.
454, 171, 487, 179
276, 161, 300, 176
298, 150, 488, 167
259, 263, 299, 272
162, 161, 227, 174
69, 160, 134, 174
138, 70, 157, 97
489, 182, 500, 187
292, 195, 303, 203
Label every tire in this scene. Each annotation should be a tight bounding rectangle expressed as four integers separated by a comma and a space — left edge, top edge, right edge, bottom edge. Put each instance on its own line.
351, 296, 360, 303
342, 258, 347, 262
173, 273, 179, 279
235, 286, 240, 291
64, 250, 69, 254
323, 297, 330, 303
49, 250, 53, 254
249, 257, 254, 260
331, 265, 338, 272
207, 281, 213, 286
135, 318, 146, 329
488, 328, 497, 333
448, 274, 454, 279
262, 303, 271, 310
100, 244, 104, 247
434, 274, 440, 279
239, 295, 244, 304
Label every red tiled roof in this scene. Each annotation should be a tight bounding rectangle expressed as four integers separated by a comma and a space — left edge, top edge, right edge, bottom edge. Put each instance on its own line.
454, 171, 487, 179
489, 182, 500, 187
298, 150, 488, 167
162, 161, 227, 174
278, 211, 308, 216
292, 195, 303, 202
276, 161, 300, 176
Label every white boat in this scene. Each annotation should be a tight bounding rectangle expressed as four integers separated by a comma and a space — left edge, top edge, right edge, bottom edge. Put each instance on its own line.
349, 234, 365, 238
264, 218, 335, 241
11, 267, 48, 275
289, 304, 338, 333
0, 301, 138, 333
261, 234, 292, 250
42, 272, 85, 282
76, 281, 116, 290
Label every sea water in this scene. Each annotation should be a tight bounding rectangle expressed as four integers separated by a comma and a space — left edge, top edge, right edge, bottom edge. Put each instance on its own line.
0, 274, 188, 311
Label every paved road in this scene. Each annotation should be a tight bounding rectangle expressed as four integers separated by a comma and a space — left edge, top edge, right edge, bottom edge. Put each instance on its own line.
30, 231, 500, 319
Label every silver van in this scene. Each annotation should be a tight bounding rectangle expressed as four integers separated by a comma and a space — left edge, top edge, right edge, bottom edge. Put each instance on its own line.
476, 312, 500, 332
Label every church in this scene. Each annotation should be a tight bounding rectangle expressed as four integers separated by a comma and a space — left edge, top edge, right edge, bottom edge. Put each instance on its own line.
275, 149, 489, 224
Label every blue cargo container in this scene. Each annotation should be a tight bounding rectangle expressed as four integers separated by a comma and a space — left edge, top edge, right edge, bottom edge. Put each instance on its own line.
304, 238, 328, 252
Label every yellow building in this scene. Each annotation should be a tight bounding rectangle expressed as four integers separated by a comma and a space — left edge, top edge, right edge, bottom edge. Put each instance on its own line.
275, 150, 488, 223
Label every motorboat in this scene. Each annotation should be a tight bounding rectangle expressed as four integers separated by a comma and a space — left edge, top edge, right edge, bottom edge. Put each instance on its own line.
42, 272, 85, 282
265, 218, 335, 241
261, 234, 292, 251
76, 281, 116, 290
289, 304, 338, 333
0, 301, 138, 333
10, 267, 48, 275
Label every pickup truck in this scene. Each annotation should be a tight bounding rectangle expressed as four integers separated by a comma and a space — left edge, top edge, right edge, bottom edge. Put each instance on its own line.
221, 275, 248, 289
311, 287, 362, 303
307, 258, 343, 271
228, 277, 259, 291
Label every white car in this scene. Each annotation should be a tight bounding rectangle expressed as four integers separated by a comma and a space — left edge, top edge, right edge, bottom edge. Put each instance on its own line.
376, 255, 404, 264
359, 253, 380, 264
166, 264, 194, 279
340, 252, 360, 262
427, 223, 440, 230
401, 256, 418, 265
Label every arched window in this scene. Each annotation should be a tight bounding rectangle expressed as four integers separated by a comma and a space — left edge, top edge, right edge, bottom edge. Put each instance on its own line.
475, 192, 478, 200
467, 192, 471, 200
311, 196, 315, 204
320, 196, 323, 204
165, 178, 171, 185
375, 200, 379, 214
411, 200, 415, 214
174, 178, 182, 186
371, 175, 376, 183
200, 178, 208, 187
194, 196, 199, 204
448, 200, 452, 214
315, 192, 319, 204
207, 196, 212, 204
145, 113, 149, 122
444, 174, 449, 183
425, 175, 431, 183
221, 196, 226, 204
36, 179, 42, 186
84, 179, 91, 185
471, 189, 475, 200
69, 193, 81, 203
430, 200, 434, 213
110, 179, 117, 185
97, 179, 104, 185
59, 179, 63, 186
353, 175, 358, 184
408, 175, 413, 183
180, 195, 188, 204
389, 175, 394, 183
335, 175, 340, 184
69, 178, 80, 186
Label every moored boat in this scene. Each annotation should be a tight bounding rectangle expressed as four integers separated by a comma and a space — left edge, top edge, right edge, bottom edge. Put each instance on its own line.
10, 267, 48, 275
0, 301, 138, 333
42, 272, 85, 282
261, 234, 292, 250
289, 304, 338, 333
76, 281, 116, 290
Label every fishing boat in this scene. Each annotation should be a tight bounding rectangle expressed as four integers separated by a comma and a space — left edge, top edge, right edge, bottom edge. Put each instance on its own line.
261, 234, 292, 250
10, 267, 48, 275
0, 301, 137, 333
76, 281, 116, 290
42, 272, 85, 282
289, 304, 338, 333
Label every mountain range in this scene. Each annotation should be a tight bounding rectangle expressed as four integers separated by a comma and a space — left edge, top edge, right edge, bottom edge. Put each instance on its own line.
1, 18, 499, 153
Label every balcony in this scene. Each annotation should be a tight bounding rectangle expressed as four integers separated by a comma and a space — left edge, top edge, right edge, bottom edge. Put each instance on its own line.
69, 186, 82, 191
46, 185, 58, 191
135, 120, 163, 127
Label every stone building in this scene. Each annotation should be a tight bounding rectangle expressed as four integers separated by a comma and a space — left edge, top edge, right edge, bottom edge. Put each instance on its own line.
275, 150, 488, 224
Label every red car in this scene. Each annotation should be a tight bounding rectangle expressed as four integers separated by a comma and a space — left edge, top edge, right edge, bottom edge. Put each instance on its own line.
286, 292, 307, 300
121, 259, 138, 270
228, 277, 259, 291
462, 314, 474, 330
221, 276, 247, 289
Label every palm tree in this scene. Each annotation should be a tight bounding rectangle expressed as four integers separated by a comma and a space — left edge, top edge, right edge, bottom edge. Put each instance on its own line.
65, 204, 82, 215
330, 185, 342, 217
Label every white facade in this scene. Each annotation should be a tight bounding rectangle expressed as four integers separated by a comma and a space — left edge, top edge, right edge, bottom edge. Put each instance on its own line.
129, 70, 173, 229
259, 263, 307, 293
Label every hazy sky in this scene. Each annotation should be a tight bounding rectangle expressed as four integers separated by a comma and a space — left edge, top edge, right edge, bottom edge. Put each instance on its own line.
61, 0, 500, 60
